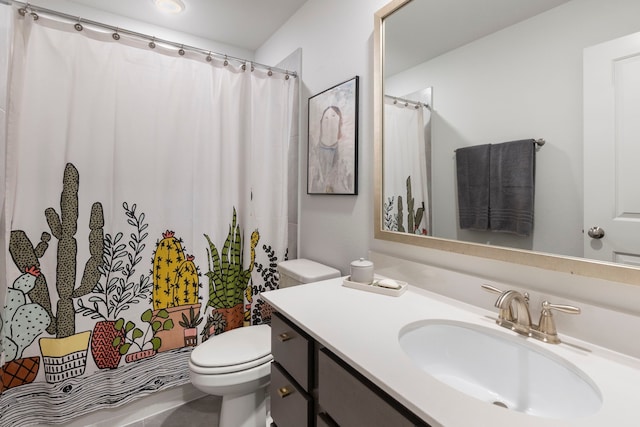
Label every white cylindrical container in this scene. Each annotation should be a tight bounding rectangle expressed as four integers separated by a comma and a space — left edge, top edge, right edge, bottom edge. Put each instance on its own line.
350, 258, 374, 284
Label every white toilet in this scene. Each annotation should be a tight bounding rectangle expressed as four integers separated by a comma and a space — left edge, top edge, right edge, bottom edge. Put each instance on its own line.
188, 259, 340, 427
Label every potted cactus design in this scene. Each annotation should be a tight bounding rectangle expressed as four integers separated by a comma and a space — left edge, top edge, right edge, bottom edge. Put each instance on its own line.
204, 208, 259, 333
1, 266, 51, 391
9, 163, 104, 383
112, 308, 174, 363
151, 231, 201, 351
75, 202, 153, 369
178, 305, 203, 346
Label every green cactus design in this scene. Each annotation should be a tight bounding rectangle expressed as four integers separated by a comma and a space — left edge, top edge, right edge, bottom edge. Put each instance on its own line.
151, 231, 200, 310
2, 266, 51, 361
9, 163, 104, 338
396, 195, 405, 232
393, 176, 425, 234
204, 208, 259, 310
406, 176, 425, 234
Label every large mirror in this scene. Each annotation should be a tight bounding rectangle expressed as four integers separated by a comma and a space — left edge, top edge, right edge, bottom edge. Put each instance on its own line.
373, 0, 640, 285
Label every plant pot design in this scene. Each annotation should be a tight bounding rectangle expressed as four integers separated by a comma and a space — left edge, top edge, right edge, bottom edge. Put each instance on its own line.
1, 357, 40, 392
217, 303, 244, 332
91, 321, 125, 369
124, 349, 157, 363
184, 328, 198, 347
39, 330, 91, 383
155, 303, 201, 352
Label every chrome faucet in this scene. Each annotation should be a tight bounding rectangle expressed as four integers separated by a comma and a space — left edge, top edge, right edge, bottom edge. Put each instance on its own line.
482, 284, 581, 344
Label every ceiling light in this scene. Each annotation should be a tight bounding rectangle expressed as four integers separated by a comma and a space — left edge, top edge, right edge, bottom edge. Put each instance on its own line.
153, 0, 185, 14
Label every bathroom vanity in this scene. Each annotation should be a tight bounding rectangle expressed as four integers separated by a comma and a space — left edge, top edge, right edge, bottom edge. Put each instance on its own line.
262, 275, 640, 427
269, 311, 426, 426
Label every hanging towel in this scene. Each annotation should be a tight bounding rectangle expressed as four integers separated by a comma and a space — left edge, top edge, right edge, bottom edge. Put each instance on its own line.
489, 139, 536, 236
455, 144, 491, 230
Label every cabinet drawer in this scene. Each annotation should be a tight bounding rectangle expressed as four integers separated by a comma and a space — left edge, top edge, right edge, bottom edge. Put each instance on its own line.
271, 312, 313, 391
318, 349, 428, 427
270, 362, 312, 427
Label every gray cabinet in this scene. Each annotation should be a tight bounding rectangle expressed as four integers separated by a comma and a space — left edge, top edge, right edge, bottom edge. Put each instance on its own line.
270, 311, 430, 427
318, 348, 428, 427
270, 312, 314, 427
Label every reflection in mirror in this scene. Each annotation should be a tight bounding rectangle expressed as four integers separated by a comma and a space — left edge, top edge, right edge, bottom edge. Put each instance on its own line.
383, 88, 432, 236
373, 0, 640, 284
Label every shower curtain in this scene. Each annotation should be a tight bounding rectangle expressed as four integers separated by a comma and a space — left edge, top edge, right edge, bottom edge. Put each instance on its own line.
383, 96, 430, 235
1, 5, 296, 425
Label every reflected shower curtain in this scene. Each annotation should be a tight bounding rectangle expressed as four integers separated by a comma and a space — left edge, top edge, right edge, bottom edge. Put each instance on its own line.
383, 97, 430, 235
1, 6, 295, 425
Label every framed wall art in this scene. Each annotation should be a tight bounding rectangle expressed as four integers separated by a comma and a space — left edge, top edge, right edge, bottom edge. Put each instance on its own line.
307, 76, 359, 195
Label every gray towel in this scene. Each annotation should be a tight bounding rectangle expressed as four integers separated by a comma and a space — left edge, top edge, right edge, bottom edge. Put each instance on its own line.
456, 144, 491, 230
489, 139, 535, 236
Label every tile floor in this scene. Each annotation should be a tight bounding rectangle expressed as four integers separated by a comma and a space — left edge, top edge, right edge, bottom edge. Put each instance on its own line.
138, 395, 222, 427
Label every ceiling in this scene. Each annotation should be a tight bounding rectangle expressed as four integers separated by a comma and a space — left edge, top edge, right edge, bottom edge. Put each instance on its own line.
64, 0, 308, 51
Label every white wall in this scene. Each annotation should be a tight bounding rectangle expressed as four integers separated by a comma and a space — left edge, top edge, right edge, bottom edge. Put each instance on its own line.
385, 0, 640, 258
256, 0, 390, 274
257, 0, 640, 317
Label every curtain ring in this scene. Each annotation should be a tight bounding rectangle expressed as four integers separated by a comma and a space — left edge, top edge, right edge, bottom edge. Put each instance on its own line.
241, 63, 247, 71
148, 37, 156, 49
223, 55, 228, 66
285, 72, 290, 80
112, 28, 120, 40
267, 68, 273, 77
31, 11, 39, 20
251, 64, 255, 72
74, 17, 83, 32
206, 51, 212, 62
178, 45, 185, 56
18, 6, 27, 16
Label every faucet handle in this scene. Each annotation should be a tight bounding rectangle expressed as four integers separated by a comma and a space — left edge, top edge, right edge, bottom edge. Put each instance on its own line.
481, 284, 514, 321
480, 284, 503, 294
542, 301, 581, 315
535, 300, 581, 344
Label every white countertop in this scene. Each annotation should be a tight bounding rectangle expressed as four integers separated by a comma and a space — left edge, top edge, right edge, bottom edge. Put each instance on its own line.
261, 277, 640, 427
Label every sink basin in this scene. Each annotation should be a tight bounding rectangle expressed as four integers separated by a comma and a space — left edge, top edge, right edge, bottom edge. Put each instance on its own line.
399, 320, 602, 419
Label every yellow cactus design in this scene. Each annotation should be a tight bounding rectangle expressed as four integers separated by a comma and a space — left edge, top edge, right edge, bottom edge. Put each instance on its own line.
152, 230, 199, 310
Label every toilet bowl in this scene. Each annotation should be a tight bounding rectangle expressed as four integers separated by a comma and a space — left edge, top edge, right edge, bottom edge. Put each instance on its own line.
189, 259, 340, 427
189, 324, 272, 427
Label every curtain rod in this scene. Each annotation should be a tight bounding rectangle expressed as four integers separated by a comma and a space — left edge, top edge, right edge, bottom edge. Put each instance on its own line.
1, 0, 297, 78
385, 94, 431, 110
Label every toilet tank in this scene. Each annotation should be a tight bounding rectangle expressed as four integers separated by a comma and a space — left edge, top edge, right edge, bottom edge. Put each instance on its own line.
277, 259, 341, 288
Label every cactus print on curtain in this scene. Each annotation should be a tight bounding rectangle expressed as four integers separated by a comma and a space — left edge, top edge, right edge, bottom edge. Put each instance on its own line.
383, 96, 431, 236
0, 7, 295, 426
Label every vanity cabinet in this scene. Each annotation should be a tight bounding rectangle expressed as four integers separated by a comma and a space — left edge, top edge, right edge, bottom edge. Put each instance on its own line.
270, 311, 430, 427
270, 312, 314, 427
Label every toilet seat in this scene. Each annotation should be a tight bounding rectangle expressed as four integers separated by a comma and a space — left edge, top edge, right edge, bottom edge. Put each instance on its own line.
190, 324, 272, 374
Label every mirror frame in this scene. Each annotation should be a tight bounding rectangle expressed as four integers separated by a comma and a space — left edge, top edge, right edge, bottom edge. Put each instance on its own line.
373, 0, 640, 285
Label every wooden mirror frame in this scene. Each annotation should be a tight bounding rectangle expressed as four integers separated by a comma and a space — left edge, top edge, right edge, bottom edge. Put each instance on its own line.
372, 0, 640, 285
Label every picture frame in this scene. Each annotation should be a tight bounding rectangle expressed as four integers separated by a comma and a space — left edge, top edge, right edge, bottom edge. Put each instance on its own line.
307, 76, 359, 195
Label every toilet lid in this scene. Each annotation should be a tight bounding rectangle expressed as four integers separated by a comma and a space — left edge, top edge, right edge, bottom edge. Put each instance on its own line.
190, 324, 271, 373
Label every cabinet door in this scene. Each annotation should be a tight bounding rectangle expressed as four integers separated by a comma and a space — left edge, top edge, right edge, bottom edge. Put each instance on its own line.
271, 312, 313, 391
270, 362, 313, 427
318, 349, 429, 427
